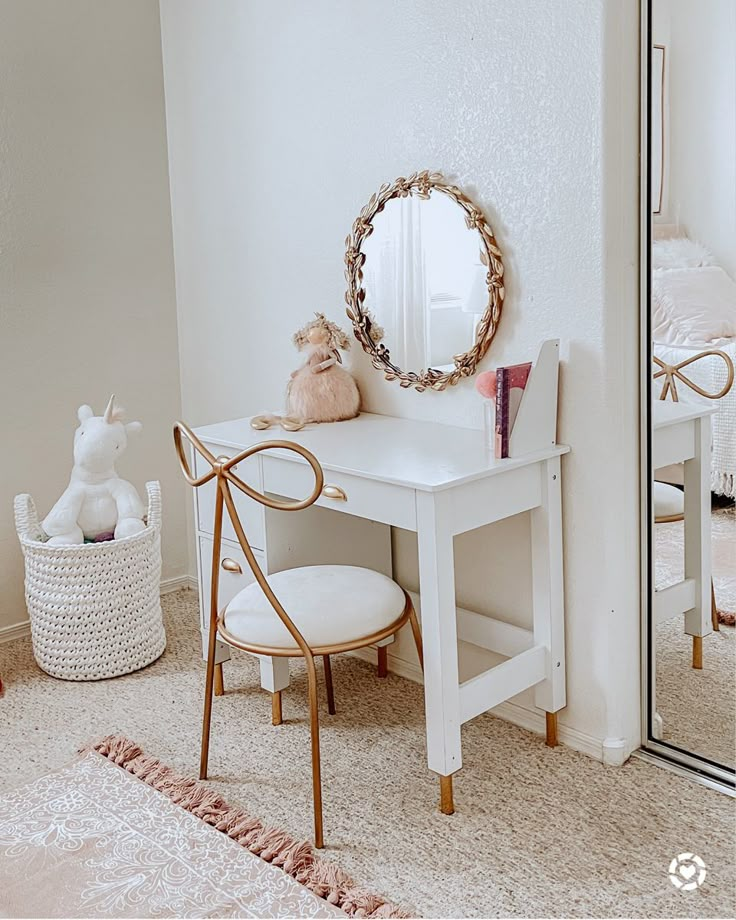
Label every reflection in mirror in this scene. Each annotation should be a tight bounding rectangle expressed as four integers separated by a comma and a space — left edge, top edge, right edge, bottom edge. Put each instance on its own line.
648, 0, 736, 778
362, 193, 485, 373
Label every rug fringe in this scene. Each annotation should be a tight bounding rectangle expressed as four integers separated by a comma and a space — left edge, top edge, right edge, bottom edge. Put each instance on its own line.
711, 470, 735, 500
83, 735, 410, 919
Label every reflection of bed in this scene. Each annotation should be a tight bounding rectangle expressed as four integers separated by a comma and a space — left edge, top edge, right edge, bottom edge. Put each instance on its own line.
652, 234, 736, 497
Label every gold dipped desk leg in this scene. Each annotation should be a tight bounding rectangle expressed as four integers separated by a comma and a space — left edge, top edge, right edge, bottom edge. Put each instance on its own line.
439, 774, 454, 815
712, 581, 720, 631
272, 690, 283, 725
214, 663, 225, 696
692, 636, 703, 670
545, 711, 558, 747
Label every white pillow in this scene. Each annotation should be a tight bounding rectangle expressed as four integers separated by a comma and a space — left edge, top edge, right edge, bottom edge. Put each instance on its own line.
652, 265, 736, 346
652, 237, 715, 270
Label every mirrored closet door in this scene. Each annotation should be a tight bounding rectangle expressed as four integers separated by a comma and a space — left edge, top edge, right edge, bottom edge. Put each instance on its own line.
643, 0, 736, 787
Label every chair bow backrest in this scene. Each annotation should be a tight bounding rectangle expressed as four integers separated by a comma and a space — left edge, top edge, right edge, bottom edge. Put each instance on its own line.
173, 422, 325, 656
653, 349, 734, 403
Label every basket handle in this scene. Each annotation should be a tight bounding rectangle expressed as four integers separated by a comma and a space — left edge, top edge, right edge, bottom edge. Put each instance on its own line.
145, 481, 162, 532
14, 493, 44, 541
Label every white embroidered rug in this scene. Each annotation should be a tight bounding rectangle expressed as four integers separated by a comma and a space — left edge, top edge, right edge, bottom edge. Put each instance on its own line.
0, 737, 405, 919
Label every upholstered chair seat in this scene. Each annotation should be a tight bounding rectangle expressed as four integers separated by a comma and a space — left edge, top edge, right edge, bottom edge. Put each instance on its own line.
653, 481, 685, 520
223, 565, 407, 651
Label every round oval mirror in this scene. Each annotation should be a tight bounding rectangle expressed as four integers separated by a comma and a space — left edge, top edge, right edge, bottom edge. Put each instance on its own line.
345, 171, 504, 392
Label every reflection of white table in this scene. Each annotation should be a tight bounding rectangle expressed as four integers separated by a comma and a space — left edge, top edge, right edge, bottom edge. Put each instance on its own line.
191, 412, 570, 812
652, 401, 716, 735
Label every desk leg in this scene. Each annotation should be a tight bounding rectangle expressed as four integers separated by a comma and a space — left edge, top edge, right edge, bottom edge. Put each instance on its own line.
416, 491, 461, 814
199, 633, 290, 704
201, 629, 231, 665
258, 656, 291, 707
531, 456, 566, 743
214, 664, 225, 696
684, 417, 712, 668
261, 658, 290, 725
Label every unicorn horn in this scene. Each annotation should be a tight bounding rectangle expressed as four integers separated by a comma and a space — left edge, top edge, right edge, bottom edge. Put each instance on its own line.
103, 394, 116, 423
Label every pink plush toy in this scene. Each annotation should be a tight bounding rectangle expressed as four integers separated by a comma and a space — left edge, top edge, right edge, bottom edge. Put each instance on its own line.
286, 313, 360, 423
475, 370, 497, 399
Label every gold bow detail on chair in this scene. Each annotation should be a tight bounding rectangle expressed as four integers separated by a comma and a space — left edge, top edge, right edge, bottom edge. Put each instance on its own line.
653, 349, 735, 402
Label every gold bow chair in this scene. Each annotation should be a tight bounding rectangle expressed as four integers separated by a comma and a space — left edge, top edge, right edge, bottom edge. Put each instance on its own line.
653, 349, 734, 667
173, 422, 423, 848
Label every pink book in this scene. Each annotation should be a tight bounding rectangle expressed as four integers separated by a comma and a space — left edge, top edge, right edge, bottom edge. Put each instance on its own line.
494, 362, 532, 458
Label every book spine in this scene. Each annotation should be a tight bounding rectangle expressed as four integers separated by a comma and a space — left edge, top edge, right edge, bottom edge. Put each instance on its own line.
506, 362, 533, 433
495, 366, 510, 459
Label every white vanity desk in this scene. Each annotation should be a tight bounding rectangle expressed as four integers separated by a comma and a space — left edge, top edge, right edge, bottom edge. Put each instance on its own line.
652, 401, 715, 657
191, 411, 570, 800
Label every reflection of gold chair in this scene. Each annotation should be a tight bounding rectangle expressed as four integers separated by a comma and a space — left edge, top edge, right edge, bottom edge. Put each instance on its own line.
174, 422, 423, 849
653, 349, 735, 667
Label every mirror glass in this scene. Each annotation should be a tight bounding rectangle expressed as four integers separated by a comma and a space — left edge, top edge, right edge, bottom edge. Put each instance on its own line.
647, 0, 736, 780
345, 172, 504, 392
361, 193, 486, 373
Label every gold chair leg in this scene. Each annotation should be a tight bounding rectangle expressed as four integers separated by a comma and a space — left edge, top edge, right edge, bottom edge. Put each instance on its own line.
692, 635, 703, 669
214, 662, 225, 696
306, 657, 324, 849
377, 645, 388, 678
711, 579, 720, 631
323, 655, 336, 715
408, 603, 424, 671
272, 690, 282, 725
545, 711, 558, 747
439, 774, 454, 815
200, 634, 219, 781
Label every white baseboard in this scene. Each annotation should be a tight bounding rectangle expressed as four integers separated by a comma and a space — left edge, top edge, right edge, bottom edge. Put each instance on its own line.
350, 646, 610, 764
160, 574, 198, 595
0, 619, 31, 644
601, 736, 631, 766
0, 576, 197, 644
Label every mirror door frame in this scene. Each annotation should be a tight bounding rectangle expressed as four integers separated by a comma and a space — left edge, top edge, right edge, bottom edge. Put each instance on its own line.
639, 0, 735, 791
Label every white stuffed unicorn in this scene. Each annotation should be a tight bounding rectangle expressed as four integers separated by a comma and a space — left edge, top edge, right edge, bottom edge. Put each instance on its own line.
42, 396, 145, 545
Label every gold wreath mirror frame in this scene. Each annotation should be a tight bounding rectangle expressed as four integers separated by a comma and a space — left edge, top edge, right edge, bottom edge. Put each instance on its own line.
344, 170, 505, 392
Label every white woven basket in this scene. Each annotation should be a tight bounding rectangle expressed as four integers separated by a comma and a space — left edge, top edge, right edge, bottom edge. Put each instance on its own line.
14, 481, 166, 681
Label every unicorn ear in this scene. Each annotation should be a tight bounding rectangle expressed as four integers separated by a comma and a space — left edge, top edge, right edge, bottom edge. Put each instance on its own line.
103, 394, 116, 424
78, 405, 94, 423
125, 421, 143, 436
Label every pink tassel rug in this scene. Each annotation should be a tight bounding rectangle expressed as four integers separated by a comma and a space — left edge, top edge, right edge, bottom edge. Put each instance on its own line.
0, 735, 407, 919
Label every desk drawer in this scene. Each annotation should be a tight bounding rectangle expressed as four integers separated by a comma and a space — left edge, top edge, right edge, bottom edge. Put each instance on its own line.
262, 456, 416, 530
195, 445, 264, 550
198, 535, 263, 621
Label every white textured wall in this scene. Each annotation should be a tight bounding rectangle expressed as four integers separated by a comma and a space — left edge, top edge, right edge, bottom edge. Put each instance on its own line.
655, 0, 736, 277
161, 0, 641, 758
0, 0, 189, 630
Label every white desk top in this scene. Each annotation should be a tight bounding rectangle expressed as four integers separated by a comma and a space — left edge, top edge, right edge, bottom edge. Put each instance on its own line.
193, 413, 569, 493
652, 400, 717, 430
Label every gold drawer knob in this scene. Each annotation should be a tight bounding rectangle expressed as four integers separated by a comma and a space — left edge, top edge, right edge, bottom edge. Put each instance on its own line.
216, 454, 238, 472
322, 484, 347, 501
221, 557, 242, 574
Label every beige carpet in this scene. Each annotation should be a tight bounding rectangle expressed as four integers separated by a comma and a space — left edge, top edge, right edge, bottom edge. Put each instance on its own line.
655, 503, 736, 766
1, 590, 734, 919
